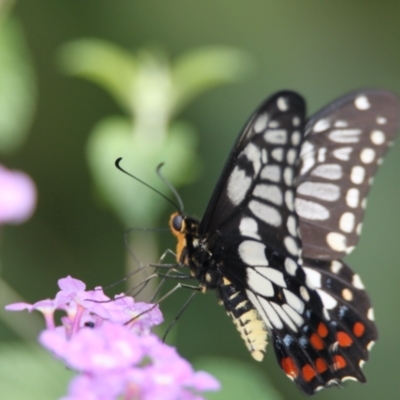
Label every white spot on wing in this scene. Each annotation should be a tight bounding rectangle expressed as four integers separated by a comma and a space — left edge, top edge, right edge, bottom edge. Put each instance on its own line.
346, 188, 360, 208
239, 217, 260, 240
370, 130, 385, 145
277, 97, 289, 111
297, 182, 340, 201
303, 267, 322, 288
376, 116, 387, 125
271, 148, 284, 161
258, 297, 283, 329
282, 304, 304, 326
334, 120, 348, 128
283, 167, 293, 186
254, 112, 268, 133
242, 143, 261, 176
260, 165, 281, 182
326, 232, 347, 252
249, 200, 282, 226
264, 130, 287, 144
286, 148, 297, 165
317, 289, 338, 309
295, 198, 330, 220
352, 274, 365, 289
355, 95, 370, 110
271, 303, 297, 331
367, 308, 375, 321
313, 118, 330, 132
292, 117, 301, 127
255, 266, 286, 287
317, 147, 327, 162
283, 289, 304, 313
246, 290, 273, 329
329, 129, 362, 143
360, 148, 376, 164
284, 236, 299, 256
311, 164, 342, 180
239, 240, 268, 266
253, 184, 283, 205
339, 212, 355, 233
330, 260, 343, 274
227, 167, 251, 205
285, 190, 295, 211
247, 268, 274, 297
333, 146, 353, 161
350, 166, 365, 184
291, 131, 301, 145
300, 286, 310, 301
284, 258, 297, 276
286, 215, 297, 237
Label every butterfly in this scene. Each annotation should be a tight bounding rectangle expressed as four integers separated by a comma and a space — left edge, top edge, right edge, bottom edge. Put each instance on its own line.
168, 90, 399, 394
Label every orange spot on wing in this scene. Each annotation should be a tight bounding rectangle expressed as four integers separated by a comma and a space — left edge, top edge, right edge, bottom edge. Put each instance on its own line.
333, 355, 347, 370
317, 322, 328, 338
315, 358, 327, 374
302, 364, 317, 382
310, 333, 324, 350
281, 357, 298, 378
337, 331, 353, 347
353, 322, 365, 337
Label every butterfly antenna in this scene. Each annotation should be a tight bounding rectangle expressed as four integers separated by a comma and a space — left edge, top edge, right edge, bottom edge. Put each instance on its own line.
115, 158, 180, 211
156, 163, 184, 213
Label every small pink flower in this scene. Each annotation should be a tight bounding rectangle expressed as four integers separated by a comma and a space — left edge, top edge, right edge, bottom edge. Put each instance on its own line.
0, 165, 37, 225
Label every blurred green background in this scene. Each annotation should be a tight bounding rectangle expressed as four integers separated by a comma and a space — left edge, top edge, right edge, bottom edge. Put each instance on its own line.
1, 1, 400, 399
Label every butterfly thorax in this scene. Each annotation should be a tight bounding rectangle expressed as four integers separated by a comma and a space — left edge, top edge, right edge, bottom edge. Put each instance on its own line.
169, 212, 224, 291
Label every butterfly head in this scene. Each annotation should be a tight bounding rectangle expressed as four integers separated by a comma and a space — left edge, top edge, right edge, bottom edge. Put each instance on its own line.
169, 212, 201, 265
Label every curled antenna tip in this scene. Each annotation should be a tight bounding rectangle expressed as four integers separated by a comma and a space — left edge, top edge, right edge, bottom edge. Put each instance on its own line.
114, 157, 182, 212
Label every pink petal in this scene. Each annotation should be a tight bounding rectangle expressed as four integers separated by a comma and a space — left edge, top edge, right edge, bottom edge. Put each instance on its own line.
0, 165, 36, 224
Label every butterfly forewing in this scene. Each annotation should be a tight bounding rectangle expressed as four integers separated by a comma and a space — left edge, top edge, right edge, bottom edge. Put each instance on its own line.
297, 90, 400, 260
199, 91, 306, 257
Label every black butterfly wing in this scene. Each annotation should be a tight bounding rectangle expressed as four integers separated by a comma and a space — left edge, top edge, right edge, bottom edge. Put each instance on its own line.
296, 90, 400, 260
198, 91, 306, 257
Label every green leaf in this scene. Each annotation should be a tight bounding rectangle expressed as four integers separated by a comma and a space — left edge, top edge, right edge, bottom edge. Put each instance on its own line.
0, 342, 74, 399
194, 357, 283, 400
171, 46, 253, 113
0, 17, 36, 154
58, 39, 137, 110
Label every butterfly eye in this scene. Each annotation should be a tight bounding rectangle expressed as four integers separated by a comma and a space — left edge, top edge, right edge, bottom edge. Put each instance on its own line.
172, 214, 183, 232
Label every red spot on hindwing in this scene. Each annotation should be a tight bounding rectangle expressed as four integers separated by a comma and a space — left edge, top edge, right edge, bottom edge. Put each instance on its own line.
310, 333, 324, 350
333, 355, 347, 370
302, 364, 317, 382
315, 358, 328, 374
337, 331, 353, 347
317, 322, 328, 338
281, 357, 299, 378
353, 322, 365, 337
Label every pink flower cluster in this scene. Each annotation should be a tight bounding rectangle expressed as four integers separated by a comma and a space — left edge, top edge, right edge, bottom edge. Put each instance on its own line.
6, 276, 220, 400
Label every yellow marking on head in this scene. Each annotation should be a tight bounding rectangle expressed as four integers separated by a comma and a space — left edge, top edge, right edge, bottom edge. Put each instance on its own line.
169, 212, 186, 263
